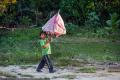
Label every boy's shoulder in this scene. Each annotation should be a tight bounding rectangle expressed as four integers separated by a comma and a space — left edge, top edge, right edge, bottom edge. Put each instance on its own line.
39, 39, 46, 42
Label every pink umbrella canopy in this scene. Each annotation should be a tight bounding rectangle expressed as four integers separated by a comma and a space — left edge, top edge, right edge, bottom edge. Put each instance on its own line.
42, 12, 66, 37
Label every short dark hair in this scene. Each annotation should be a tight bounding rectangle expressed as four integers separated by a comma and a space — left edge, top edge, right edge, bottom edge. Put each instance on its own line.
39, 31, 47, 36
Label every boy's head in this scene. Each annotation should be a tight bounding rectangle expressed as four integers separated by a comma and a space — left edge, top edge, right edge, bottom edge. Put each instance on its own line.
39, 31, 47, 39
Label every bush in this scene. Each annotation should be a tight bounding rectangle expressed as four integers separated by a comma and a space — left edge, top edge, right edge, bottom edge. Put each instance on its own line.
106, 13, 120, 32
94, 27, 110, 38
19, 16, 32, 26
85, 12, 101, 27
65, 23, 79, 35
60, 0, 86, 24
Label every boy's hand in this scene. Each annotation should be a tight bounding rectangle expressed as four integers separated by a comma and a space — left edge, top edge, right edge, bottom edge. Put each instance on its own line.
46, 37, 51, 43
48, 35, 52, 42
46, 31, 53, 42
46, 39, 50, 43
46, 31, 54, 37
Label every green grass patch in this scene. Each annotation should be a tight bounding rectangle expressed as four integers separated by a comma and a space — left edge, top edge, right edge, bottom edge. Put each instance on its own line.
52, 37, 120, 62
79, 67, 96, 73
0, 28, 120, 66
56, 59, 84, 67
20, 74, 33, 77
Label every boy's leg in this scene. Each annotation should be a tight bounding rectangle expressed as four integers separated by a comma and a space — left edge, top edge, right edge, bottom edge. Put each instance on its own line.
36, 56, 46, 72
44, 55, 55, 73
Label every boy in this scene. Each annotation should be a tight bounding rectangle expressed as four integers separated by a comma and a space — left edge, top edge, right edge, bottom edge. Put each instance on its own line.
36, 31, 55, 73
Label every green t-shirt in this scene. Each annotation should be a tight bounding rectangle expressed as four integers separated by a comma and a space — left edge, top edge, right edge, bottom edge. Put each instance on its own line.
39, 38, 51, 55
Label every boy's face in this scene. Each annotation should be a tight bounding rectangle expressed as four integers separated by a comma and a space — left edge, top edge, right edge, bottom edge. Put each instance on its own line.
40, 33, 46, 39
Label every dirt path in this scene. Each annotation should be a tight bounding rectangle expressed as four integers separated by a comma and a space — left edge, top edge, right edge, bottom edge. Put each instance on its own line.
0, 65, 120, 80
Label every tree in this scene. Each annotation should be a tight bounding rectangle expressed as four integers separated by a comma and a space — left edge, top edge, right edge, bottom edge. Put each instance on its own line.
106, 13, 120, 32
0, 0, 16, 12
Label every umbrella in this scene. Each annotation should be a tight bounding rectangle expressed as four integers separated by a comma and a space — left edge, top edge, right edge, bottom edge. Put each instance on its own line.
42, 11, 66, 37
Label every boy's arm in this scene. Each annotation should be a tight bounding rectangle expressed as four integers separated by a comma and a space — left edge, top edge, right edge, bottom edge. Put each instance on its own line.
41, 38, 51, 48
42, 41, 50, 48
46, 31, 53, 42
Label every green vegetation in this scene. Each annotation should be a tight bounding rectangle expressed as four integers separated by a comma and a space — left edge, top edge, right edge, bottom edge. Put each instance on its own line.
0, 0, 120, 28
79, 67, 96, 73
0, 0, 120, 66
0, 28, 120, 66
20, 74, 33, 77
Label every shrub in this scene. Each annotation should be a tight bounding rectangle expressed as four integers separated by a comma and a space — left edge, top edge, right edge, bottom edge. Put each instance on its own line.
106, 13, 120, 32
65, 23, 79, 35
85, 12, 101, 27
19, 16, 32, 26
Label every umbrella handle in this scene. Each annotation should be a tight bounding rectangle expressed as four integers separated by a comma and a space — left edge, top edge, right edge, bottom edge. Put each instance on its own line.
58, 9, 60, 13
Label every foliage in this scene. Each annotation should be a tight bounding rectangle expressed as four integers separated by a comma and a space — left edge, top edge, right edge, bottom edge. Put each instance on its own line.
0, 28, 120, 65
2, 14, 15, 24
19, 16, 32, 26
0, 0, 120, 29
60, 0, 95, 25
65, 23, 79, 35
79, 67, 96, 73
0, 0, 120, 66
0, 0, 16, 12
85, 12, 101, 27
106, 13, 120, 31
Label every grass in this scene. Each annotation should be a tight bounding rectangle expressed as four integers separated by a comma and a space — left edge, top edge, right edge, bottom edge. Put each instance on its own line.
0, 28, 120, 66
55, 59, 85, 67
79, 67, 96, 73
52, 36, 120, 62
20, 74, 33, 77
